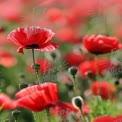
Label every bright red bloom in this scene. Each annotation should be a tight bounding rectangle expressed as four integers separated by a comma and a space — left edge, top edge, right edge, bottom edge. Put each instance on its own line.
0, 93, 16, 110
27, 58, 51, 74
64, 52, 85, 66
83, 35, 122, 54
7, 26, 59, 54
0, 49, 16, 68
15, 82, 58, 112
92, 81, 115, 100
93, 116, 114, 122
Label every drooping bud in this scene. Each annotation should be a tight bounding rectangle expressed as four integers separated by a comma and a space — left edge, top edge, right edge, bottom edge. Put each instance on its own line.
72, 96, 84, 110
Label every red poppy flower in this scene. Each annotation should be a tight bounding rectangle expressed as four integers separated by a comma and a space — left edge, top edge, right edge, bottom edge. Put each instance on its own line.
78, 58, 117, 79
93, 115, 114, 122
7, 26, 59, 54
92, 81, 115, 100
0, 49, 16, 68
83, 35, 122, 54
0, 93, 16, 110
64, 52, 85, 66
15, 82, 58, 112
27, 58, 51, 74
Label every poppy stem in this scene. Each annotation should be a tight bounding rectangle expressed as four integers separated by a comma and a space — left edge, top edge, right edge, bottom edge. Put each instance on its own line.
95, 56, 100, 96
72, 75, 78, 96
46, 109, 51, 122
32, 49, 41, 84
33, 112, 43, 122
80, 109, 87, 122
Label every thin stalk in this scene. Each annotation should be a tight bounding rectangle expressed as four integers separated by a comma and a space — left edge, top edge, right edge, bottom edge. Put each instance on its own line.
80, 109, 86, 122
95, 56, 100, 95
72, 75, 78, 96
31, 49, 41, 84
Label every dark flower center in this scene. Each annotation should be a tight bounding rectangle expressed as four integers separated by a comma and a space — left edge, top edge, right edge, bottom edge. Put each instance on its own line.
25, 44, 39, 49
91, 51, 104, 55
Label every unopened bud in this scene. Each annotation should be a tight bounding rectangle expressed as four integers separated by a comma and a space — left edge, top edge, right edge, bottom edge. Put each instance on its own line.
85, 71, 93, 78
19, 82, 28, 89
32, 64, 40, 71
12, 110, 21, 120
50, 52, 57, 59
114, 80, 119, 86
72, 96, 84, 110
68, 67, 77, 76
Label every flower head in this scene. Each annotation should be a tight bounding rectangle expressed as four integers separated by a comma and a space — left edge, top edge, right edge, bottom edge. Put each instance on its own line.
83, 35, 122, 54
7, 26, 59, 54
15, 82, 58, 112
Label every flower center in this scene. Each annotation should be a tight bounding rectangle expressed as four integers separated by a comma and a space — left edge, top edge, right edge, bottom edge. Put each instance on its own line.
25, 44, 39, 49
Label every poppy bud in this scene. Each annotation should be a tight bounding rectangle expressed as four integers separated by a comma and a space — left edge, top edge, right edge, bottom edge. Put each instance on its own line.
68, 66, 77, 76
12, 110, 21, 120
50, 52, 57, 59
19, 82, 28, 89
114, 80, 119, 86
72, 96, 84, 110
32, 64, 40, 71
19, 73, 25, 79
85, 71, 93, 78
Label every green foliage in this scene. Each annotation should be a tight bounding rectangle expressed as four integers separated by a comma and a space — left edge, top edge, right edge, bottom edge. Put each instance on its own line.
89, 96, 117, 120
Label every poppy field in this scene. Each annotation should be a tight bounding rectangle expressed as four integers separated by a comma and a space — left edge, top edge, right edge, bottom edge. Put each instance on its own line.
1, 0, 122, 122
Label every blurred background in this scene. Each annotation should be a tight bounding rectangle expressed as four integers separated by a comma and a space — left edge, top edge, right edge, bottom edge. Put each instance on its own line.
1, 0, 122, 121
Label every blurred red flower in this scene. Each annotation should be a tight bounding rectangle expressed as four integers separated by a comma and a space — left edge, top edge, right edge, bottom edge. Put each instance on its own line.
78, 60, 96, 79
50, 101, 78, 118
0, 0, 22, 22
46, 8, 63, 22
56, 27, 81, 43
64, 52, 85, 66
93, 116, 114, 122
7, 26, 59, 54
0, 93, 16, 110
27, 58, 51, 74
15, 82, 58, 112
78, 58, 117, 79
0, 49, 16, 68
92, 81, 115, 100
83, 35, 122, 54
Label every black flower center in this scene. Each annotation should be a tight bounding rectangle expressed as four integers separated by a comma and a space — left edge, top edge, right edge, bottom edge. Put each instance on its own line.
25, 44, 39, 49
